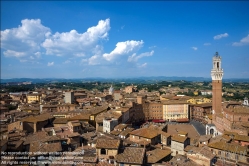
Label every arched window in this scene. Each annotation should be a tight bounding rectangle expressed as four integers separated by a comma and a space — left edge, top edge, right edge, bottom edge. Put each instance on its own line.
218, 151, 221, 155
210, 129, 214, 135
101, 148, 106, 155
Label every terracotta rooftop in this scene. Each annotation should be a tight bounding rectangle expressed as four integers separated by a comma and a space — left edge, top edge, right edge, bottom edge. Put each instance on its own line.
194, 103, 212, 107
142, 123, 167, 131
29, 141, 62, 156
184, 145, 197, 152
72, 146, 97, 163
119, 128, 134, 137
114, 124, 128, 131
23, 131, 66, 145
96, 138, 120, 149
23, 131, 48, 145
147, 148, 171, 164
21, 113, 54, 123
171, 135, 188, 143
115, 147, 145, 164
110, 130, 122, 136
88, 105, 109, 115
167, 124, 199, 139
198, 146, 216, 159
178, 130, 188, 136
161, 100, 189, 105
234, 134, 249, 142
164, 154, 198, 166
97, 161, 114, 166
209, 135, 229, 144
115, 107, 130, 113
130, 128, 159, 139
69, 113, 91, 121
95, 110, 122, 123
199, 135, 212, 142
53, 118, 68, 124
221, 134, 232, 141
208, 141, 247, 155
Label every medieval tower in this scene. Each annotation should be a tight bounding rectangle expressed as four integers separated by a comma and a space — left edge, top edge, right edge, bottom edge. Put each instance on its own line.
211, 52, 223, 121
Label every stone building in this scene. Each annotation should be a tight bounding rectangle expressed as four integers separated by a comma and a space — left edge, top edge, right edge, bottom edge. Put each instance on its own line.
208, 141, 249, 164
190, 103, 212, 124
64, 91, 74, 104
103, 117, 118, 133
96, 138, 120, 160
129, 128, 161, 146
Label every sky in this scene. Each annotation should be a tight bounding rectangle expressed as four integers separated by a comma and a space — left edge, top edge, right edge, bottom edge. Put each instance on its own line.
1, 1, 249, 79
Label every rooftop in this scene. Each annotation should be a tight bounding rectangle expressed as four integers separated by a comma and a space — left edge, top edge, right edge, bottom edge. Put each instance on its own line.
115, 147, 145, 164
96, 138, 120, 149
147, 148, 171, 164
208, 141, 248, 155
130, 128, 159, 139
171, 135, 188, 143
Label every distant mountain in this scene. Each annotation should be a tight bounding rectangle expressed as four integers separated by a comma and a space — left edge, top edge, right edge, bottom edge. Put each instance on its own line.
1, 77, 249, 84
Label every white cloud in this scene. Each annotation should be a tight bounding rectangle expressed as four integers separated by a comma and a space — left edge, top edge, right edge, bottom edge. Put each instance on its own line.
63, 60, 71, 64
138, 63, 147, 68
42, 19, 110, 56
34, 52, 41, 58
191, 47, 198, 50
214, 33, 229, 40
204, 43, 211, 46
103, 40, 144, 61
81, 59, 88, 64
1, 19, 50, 58
232, 34, 249, 46
88, 55, 100, 65
3, 50, 26, 58
149, 45, 157, 49
47, 62, 54, 66
128, 50, 154, 62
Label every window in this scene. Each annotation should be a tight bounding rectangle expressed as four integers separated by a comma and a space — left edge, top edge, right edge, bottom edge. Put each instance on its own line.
226, 152, 229, 158
100, 148, 106, 155
235, 154, 239, 160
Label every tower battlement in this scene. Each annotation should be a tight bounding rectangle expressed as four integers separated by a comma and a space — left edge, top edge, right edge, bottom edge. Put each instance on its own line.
211, 52, 224, 81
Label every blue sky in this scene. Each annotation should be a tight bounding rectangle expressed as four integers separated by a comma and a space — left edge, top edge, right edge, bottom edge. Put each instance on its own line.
1, 1, 249, 79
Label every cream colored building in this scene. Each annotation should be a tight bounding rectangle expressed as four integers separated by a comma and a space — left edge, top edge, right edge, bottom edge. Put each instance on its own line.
162, 101, 189, 121
26, 93, 41, 104
187, 97, 211, 104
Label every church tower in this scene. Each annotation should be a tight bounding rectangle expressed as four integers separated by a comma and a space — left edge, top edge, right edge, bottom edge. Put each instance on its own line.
211, 52, 223, 120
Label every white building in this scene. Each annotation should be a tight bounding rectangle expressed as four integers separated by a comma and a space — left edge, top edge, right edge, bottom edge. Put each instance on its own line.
103, 118, 118, 133
64, 91, 74, 104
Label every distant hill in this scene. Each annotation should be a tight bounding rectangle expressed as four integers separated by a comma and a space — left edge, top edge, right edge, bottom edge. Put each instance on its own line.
1, 77, 249, 84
